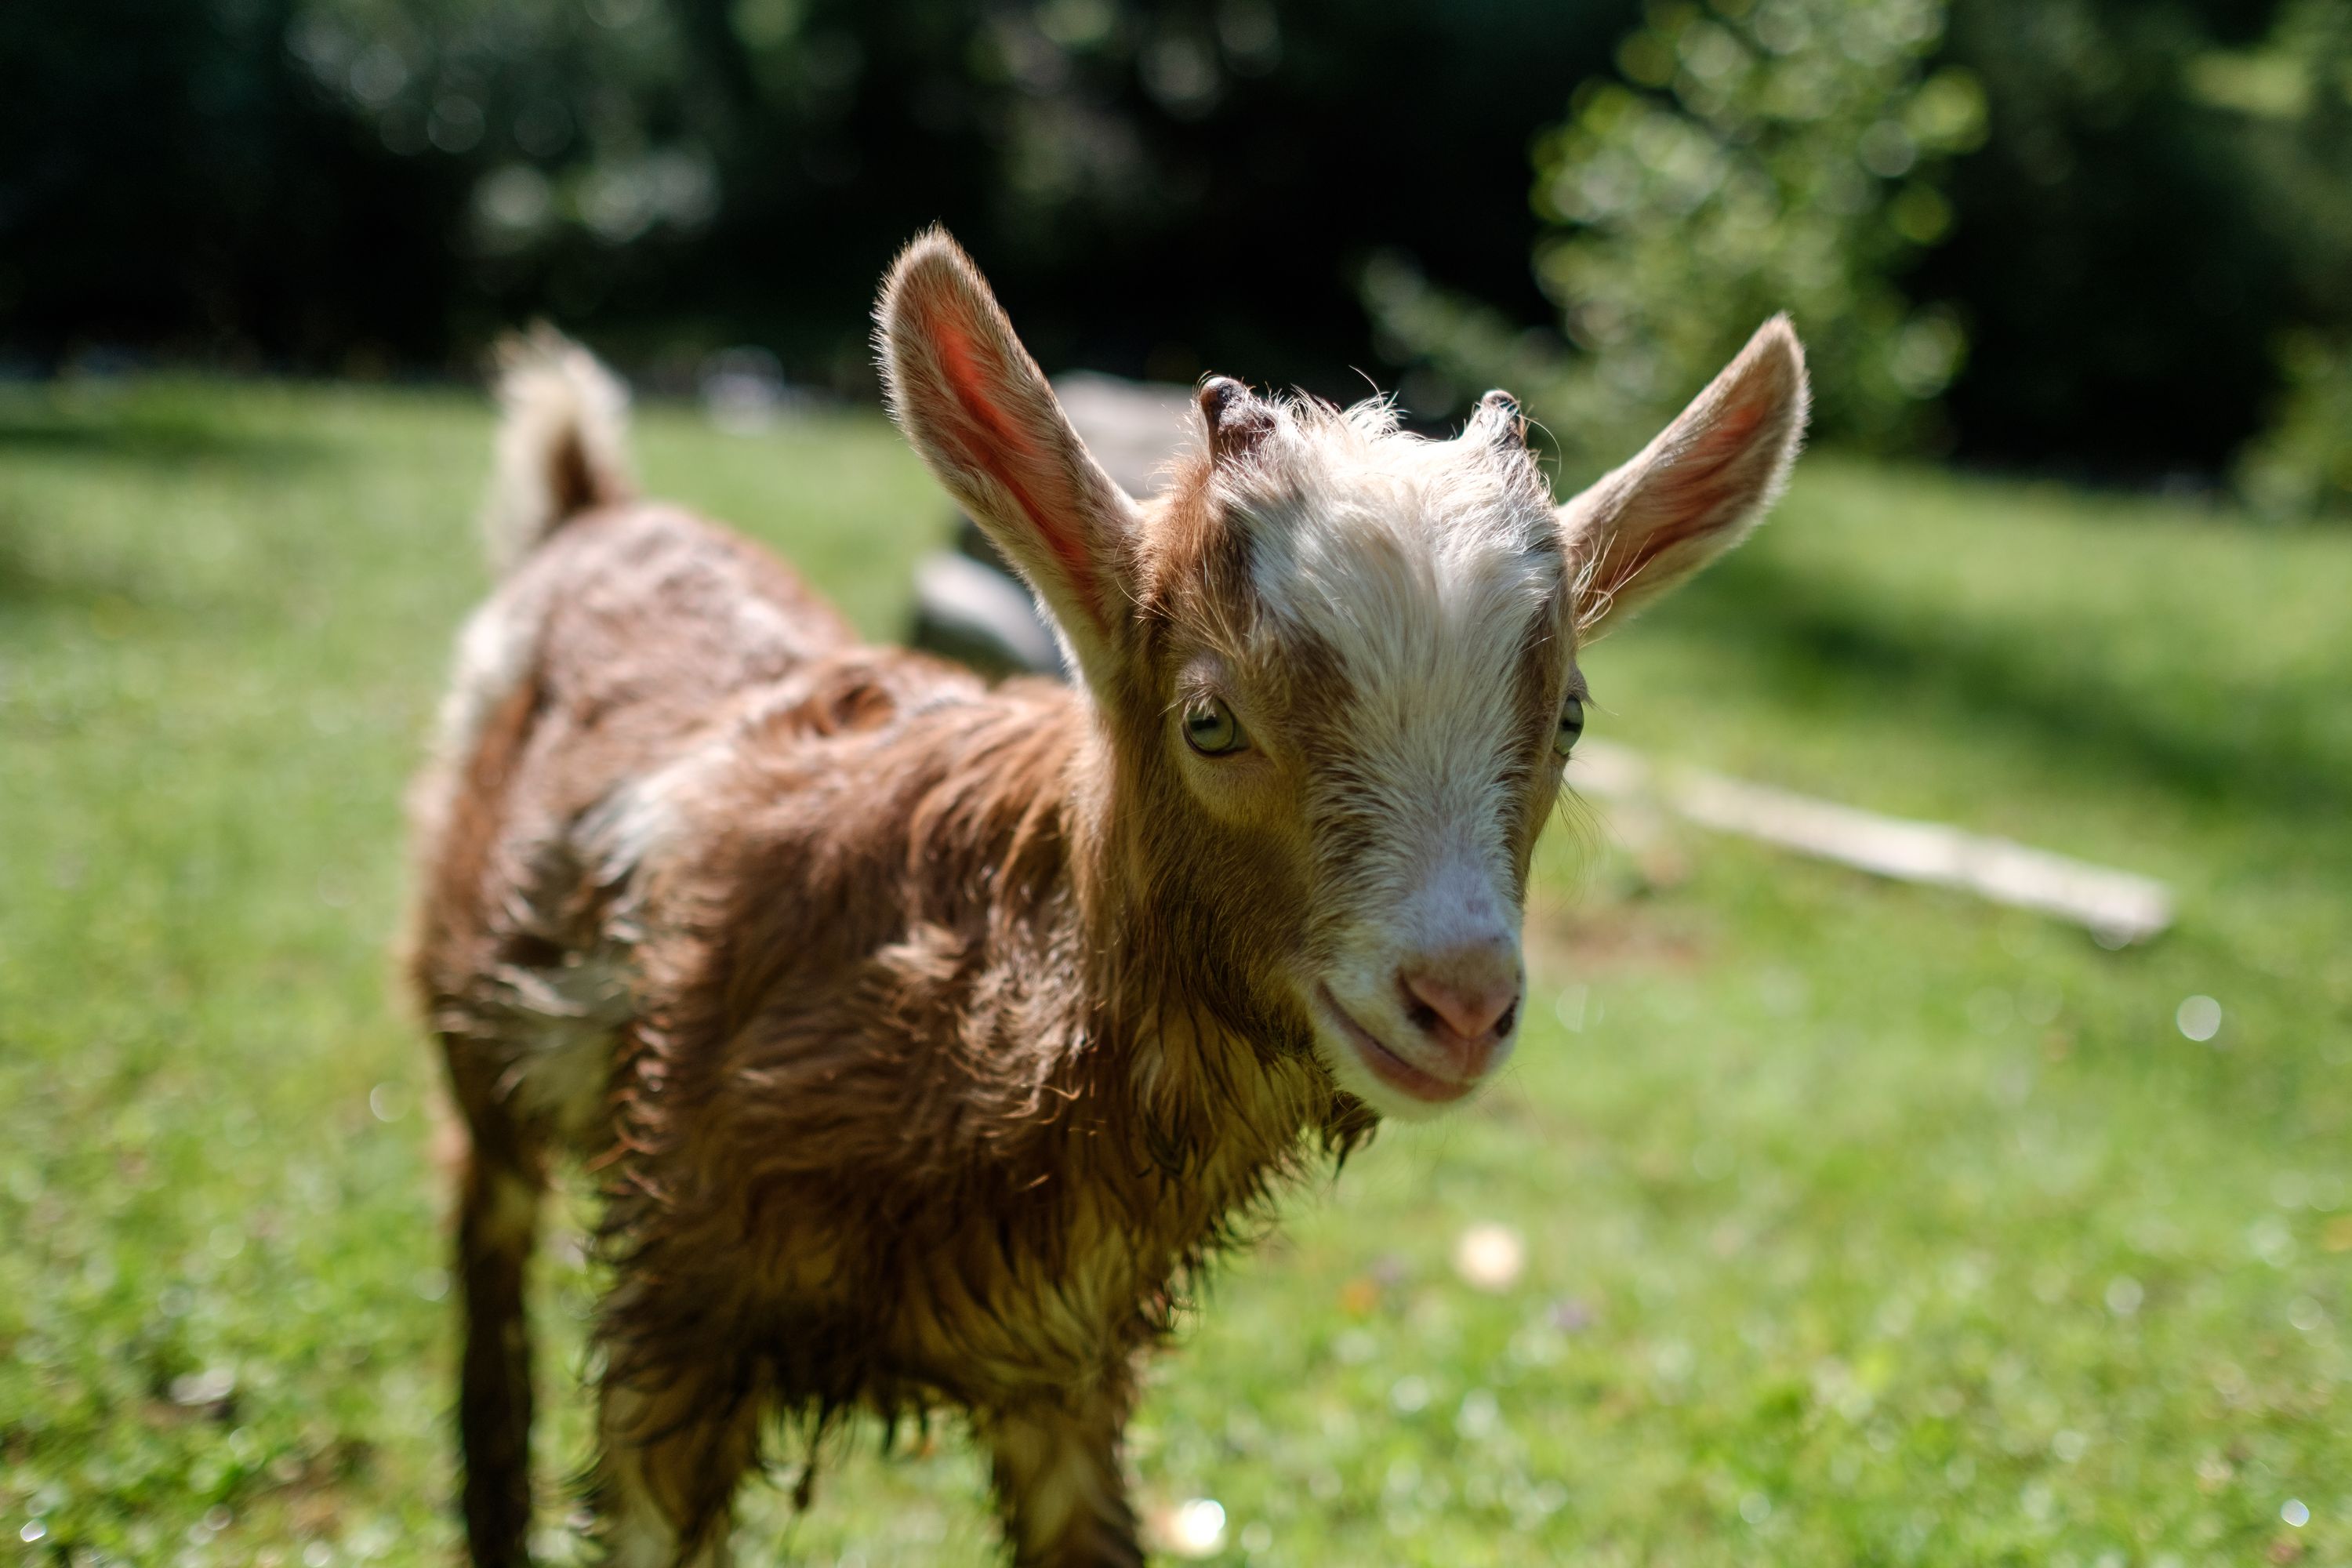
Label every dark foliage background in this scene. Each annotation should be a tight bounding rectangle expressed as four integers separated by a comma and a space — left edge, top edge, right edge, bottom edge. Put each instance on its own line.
5, 0, 2350, 488
0, 0, 1633, 396
1918, 0, 2347, 476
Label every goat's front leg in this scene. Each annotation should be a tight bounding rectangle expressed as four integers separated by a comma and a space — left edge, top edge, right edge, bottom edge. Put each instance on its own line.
980, 1388, 1145, 1568
590, 1373, 761, 1568
446, 1064, 547, 1568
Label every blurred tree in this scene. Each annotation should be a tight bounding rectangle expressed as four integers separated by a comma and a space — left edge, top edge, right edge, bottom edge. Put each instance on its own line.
0, 0, 469, 368
1366, 0, 1984, 474
1364, 0, 1985, 479
2, 0, 1640, 396
444, 0, 1639, 398
2192, 0, 2352, 515
1368, 0, 2352, 492
11, 0, 2352, 504
2239, 332, 2352, 517
1915, 0, 2311, 477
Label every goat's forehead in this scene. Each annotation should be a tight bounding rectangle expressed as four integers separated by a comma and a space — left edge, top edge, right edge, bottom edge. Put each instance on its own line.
1220, 421, 1566, 698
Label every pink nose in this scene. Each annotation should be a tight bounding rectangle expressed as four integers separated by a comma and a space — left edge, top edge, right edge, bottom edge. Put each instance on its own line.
1399, 949, 1522, 1058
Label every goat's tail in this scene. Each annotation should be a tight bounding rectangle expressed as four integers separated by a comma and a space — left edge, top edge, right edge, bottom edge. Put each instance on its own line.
481, 324, 633, 576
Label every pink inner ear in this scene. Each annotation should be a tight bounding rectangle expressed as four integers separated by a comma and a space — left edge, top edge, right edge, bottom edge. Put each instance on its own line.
925, 310, 1102, 625
1694, 394, 1765, 465
1613, 391, 1771, 583
1669, 393, 1767, 514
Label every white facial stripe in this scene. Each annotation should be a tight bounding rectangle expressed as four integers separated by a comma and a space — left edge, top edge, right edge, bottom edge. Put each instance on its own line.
1229, 405, 1559, 648
1225, 399, 1563, 909
1206, 400, 1561, 1120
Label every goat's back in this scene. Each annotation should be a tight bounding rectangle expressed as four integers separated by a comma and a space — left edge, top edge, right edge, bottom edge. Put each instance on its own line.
406, 501, 869, 1093
405, 495, 1150, 1391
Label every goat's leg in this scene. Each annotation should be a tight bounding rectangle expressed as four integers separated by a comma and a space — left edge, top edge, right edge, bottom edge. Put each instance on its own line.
451, 1114, 545, 1567
981, 1392, 1145, 1568
590, 1372, 762, 1568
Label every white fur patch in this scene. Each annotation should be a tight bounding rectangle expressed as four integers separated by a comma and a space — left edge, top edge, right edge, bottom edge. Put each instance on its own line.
1229, 403, 1562, 865
484, 327, 633, 575
408, 580, 551, 877
491, 951, 636, 1139
489, 750, 717, 1141
1218, 402, 1562, 1120
575, 755, 695, 901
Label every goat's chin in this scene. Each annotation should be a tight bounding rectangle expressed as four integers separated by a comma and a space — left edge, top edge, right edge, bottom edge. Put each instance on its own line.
1308, 984, 1490, 1123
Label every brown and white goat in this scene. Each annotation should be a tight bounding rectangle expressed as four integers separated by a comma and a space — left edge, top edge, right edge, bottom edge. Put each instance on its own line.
406, 230, 1807, 1566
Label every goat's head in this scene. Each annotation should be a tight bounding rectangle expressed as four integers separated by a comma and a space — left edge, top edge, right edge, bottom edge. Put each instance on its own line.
878, 230, 1807, 1122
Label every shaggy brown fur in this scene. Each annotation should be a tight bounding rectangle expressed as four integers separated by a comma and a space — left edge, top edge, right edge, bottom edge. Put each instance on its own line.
407, 235, 1806, 1567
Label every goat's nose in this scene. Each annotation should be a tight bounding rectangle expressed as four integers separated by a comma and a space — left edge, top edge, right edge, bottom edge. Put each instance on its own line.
1398, 948, 1522, 1049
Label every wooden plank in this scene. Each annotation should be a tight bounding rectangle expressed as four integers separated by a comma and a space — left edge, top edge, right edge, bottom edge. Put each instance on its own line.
1569, 739, 2173, 945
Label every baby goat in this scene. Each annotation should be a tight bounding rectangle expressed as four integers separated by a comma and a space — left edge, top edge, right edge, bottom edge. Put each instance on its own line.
407, 230, 1807, 1566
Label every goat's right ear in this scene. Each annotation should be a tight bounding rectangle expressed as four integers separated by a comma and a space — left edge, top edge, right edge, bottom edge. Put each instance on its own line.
877, 229, 1140, 685
1560, 316, 1809, 640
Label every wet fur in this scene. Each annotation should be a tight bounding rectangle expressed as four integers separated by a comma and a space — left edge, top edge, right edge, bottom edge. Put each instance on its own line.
408, 232, 1806, 1566
409, 473, 1371, 1567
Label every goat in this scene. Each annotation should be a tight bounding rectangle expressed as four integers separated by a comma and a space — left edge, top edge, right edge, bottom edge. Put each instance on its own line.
405, 229, 1808, 1566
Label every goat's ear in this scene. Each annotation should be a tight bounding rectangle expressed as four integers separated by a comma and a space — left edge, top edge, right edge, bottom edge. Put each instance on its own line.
877, 228, 1140, 683
1560, 316, 1809, 640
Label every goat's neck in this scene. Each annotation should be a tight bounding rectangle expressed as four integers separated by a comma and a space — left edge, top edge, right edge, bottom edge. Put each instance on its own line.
994, 699, 1340, 1207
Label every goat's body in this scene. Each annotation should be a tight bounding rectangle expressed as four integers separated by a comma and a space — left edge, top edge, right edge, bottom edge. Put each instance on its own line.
412, 499, 1326, 1564
412, 244, 1808, 1567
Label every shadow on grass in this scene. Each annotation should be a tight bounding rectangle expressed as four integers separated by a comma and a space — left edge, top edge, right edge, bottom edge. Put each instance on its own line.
0, 387, 325, 473
0, 524, 125, 619
0, 386, 332, 619
1664, 550, 2350, 830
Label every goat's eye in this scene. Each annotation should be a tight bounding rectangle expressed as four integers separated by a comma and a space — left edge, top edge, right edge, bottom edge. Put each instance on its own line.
1555, 695, 1585, 757
1183, 697, 1247, 757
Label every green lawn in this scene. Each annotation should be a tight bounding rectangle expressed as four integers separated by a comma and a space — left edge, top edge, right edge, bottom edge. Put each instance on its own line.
2, 378, 2348, 1567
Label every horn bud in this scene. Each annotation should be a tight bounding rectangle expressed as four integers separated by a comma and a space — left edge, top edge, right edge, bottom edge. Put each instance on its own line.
1474, 389, 1528, 447
1200, 376, 1274, 461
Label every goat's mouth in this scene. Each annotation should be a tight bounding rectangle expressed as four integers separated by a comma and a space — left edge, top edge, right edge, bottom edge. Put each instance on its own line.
1315, 985, 1481, 1105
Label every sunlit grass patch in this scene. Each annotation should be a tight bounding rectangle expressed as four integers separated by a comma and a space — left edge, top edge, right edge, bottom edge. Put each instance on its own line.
2, 383, 2347, 1565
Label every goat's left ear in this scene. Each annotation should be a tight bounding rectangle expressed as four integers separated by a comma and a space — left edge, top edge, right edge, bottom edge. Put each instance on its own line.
1560, 315, 1809, 640
877, 228, 1142, 686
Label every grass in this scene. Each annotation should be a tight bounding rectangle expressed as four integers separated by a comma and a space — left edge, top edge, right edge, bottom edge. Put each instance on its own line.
2, 376, 2348, 1567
